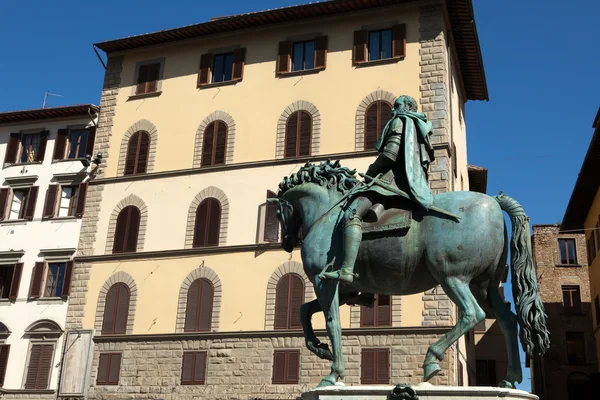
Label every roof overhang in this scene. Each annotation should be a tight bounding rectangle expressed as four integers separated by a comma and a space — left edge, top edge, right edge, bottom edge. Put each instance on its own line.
94, 0, 487, 101
0, 104, 99, 125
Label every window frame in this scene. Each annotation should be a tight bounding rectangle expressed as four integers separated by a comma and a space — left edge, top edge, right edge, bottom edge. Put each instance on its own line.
558, 238, 578, 266
19, 133, 42, 164
475, 359, 497, 386
112, 205, 141, 253
360, 294, 392, 327
367, 28, 393, 62
9, 189, 28, 220
283, 110, 312, 158
364, 100, 392, 151
124, 131, 150, 176
96, 352, 122, 385
291, 40, 316, 72
274, 273, 304, 330
56, 185, 79, 217
0, 264, 16, 300
201, 120, 228, 167
271, 349, 300, 384
360, 348, 390, 384
43, 262, 67, 298
181, 351, 207, 385
184, 278, 214, 332
65, 128, 89, 160
101, 283, 130, 335
22, 341, 55, 390
131, 59, 165, 98
562, 285, 582, 314
211, 52, 235, 84
192, 198, 221, 248
565, 331, 586, 365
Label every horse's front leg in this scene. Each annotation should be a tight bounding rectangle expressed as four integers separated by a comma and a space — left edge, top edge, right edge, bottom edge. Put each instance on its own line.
300, 299, 333, 361
313, 276, 343, 388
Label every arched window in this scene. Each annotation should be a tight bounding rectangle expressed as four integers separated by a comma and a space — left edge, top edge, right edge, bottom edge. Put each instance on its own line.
124, 131, 150, 175
274, 273, 304, 329
201, 121, 227, 167
112, 206, 140, 253
184, 279, 214, 332
284, 111, 311, 158
364, 101, 392, 150
193, 198, 221, 247
101, 283, 130, 335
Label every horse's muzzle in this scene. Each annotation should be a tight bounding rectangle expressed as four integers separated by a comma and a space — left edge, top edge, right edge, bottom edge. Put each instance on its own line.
281, 235, 296, 253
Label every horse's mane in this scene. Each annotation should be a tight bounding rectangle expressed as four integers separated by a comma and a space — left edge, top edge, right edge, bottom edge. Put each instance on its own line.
277, 160, 361, 196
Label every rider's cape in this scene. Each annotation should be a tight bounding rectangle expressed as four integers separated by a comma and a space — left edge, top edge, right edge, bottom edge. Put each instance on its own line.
373, 111, 435, 210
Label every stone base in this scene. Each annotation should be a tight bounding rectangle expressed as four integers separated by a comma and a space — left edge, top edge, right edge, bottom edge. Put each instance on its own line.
301, 383, 538, 400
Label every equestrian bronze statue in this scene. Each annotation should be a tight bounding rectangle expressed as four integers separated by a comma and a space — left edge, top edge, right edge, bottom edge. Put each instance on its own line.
269, 95, 549, 389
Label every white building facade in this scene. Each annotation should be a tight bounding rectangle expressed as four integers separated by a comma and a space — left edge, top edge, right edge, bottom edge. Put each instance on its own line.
0, 105, 97, 397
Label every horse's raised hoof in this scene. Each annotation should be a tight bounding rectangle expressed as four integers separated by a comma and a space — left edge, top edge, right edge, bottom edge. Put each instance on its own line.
316, 376, 337, 388
498, 380, 516, 389
308, 341, 333, 361
423, 362, 441, 381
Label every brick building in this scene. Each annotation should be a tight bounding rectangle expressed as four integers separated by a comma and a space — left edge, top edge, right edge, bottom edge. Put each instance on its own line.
530, 225, 597, 400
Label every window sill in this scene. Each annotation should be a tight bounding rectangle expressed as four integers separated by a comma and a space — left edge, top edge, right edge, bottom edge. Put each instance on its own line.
354, 56, 404, 68
47, 216, 78, 222
127, 91, 162, 101
0, 299, 14, 306
3, 161, 43, 169
198, 79, 241, 89
36, 297, 67, 305
0, 389, 55, 394
556, 264, 582, 268
0, 219, 28, 225
52, 157, 87, 164
277, 67, 325, 78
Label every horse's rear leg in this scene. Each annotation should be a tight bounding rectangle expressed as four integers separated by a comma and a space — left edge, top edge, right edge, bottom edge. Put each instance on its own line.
423, 277, 486, 381
488, 285, 522, 388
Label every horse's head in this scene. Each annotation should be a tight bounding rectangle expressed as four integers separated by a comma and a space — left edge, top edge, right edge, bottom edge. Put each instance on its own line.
268, 197, 301, 253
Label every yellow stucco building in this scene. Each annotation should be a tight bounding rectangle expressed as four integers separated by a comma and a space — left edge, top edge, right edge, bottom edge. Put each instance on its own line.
56, 1, 489, 398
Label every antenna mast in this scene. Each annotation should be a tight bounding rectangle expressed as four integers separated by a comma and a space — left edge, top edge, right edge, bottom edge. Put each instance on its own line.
42, 91, 63, 108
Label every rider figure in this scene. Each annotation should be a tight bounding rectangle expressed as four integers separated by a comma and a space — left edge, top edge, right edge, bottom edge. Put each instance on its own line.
319, 95, 435, 283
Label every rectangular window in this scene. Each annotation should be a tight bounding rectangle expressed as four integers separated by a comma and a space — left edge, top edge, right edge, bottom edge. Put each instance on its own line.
360, 294, 391, 327
97, 353, 121, 385
272, 350, 300, 384
474, 320, 486, 332
181, 351, 207, 385
136, 63, 160, 95
0, 265, 15, 299
566, 332, 586, 365
368, 29, 392, 61
44, 262, 66, 297
558, 238, 578, 265
562, 285, 582, 314
361, 348, 389, 384
595, 296, 600, 326
24, 343, 54, 389
9, 189, 28, 220
19, 134, 41, 163
212, 53, 234, 83
66, 129, 89, 159
475, 359, 496, 386
291, 40, 315, 72
57, 186, 78, 217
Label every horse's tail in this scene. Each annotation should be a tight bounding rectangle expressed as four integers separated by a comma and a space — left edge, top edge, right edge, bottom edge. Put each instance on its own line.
494, 192, 550, 356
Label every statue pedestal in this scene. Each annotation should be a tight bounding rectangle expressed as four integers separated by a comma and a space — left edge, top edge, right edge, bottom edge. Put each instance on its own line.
300, 383, 538, 400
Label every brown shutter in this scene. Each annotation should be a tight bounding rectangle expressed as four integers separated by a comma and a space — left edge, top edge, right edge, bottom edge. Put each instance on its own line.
37, 344, 53, 389
232, 48, 246, 81
0, 344, 10, 387
53, 129, 68, 160
289, 274, 304, 329
36, 130, 49, 162
207, 199, 221, 246
214, 121, 227, 165
199, 279, 213, 330
392, 24, 406, 58
181, 352, 194, 384
0, 188, 9, 221
298, 111, 312, 156
194, 352, 207, 383
114, 284, 130, 334
75, 182, 88, 217
108, 354, 121, 384
61, 261, 74, 296
365, 103, 379, 150
274, 274, 290, 329
277, 41, 292, 75
124, 132, 139, 175
361, 349, 375, 383
8, 263, 23, 300
4, 133, 20, 164
29, 262, 45, 298
102, 285, 118, 334
314, 35, 328, 69
353, 30, 368, 64
125, 206, 140, 252
42, 184, 59, 218
136, 64, 149, 94
193, 202, 207, 247
272, 351, 287, 383
197, 53, 212, 87
85, 126, 96, 157
377, 295, 391, 326
184, 280, 200, 332
376, 349, 390, 383
284, 112, 298, 158
146, 63, 160, 93
264, 190, 279, 242
136, 132, 150, 174
201, 122, 215, 167
25, 344, 42, 389
112, 208, 129, 253
23, 186, 38, 220
360, 303, 375, 327
97, 353, 109, 384
286, 350, 300, 383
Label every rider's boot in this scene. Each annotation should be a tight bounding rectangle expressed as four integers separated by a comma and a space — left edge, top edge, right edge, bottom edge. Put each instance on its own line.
319, 219, 362, 283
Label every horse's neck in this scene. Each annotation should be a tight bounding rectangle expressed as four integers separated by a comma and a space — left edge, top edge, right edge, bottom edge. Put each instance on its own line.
292, 186, 341, 232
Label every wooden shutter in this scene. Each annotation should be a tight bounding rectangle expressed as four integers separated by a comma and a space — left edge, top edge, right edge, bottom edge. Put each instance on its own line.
124, 132, 139, 175
375, 349, 390, 383
0, 188, 9, 221
272, 350, 287, 383
24, 345, 41, 389
314, 35, 328, 69
392, 24, 406, 58
298, 111, 312, 156
199, 279, 213, 330
361, 349, 375, 383
61, 261, 74, 296
184, 280, 200, 331
353, 30, 368, 64
264, 190, 280, 242
185, 279, 213, 332
8, 263, 23, 300
25, 344, 53, 389
136, 64, 149, 94
113, 206, 140, 253
102, 285, 117, 334
136, 132, 150, 174
75, 182, 88, 217
201, 122, 215, 167
274, 274, 291, 329
232, 48, 246, 81
85, 126, 96, 157
108, 354, 121, 384
36, 131, 49, 162
197, 53, 212, 87
284, 112, 298, 157
181, 352, 194, 384
377, 295, 391, 326
4, 133, 20, 164
43, 185, 59, 218
29, 262, 45, 299
101, 283, 130, 334
0, 344, 9, 387
365, 103, 379, 150
289, 275, 304, 329
23, 186, 38, 220
193, 199, 221, 247
286, 350, 300, 383
277, 41, 292, 75
97, 353, 120, 385
214, 121, 227, 165
146, 63, 160, 93
53, 129, 68, 160
115, 284, 130, 334
194, 352, 207, 384
125, 207, 140, 253
97, 353, 109, 384
360, 303, 375, 327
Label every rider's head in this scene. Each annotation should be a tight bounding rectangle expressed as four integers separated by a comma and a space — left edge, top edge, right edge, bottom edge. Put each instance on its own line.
393, 95, 418, 114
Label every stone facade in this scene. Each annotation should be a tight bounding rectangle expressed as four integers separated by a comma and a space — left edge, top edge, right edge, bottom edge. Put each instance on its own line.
530, 225, 597, 400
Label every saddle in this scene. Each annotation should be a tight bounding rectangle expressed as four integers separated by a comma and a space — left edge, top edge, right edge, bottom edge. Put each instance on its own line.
361, 198, 413, 235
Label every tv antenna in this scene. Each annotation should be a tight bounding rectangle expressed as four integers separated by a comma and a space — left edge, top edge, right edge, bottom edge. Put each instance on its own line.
42, 91, 63, 108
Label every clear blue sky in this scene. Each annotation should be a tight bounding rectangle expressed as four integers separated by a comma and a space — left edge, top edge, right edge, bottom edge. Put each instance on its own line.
2, 0, 599, 392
